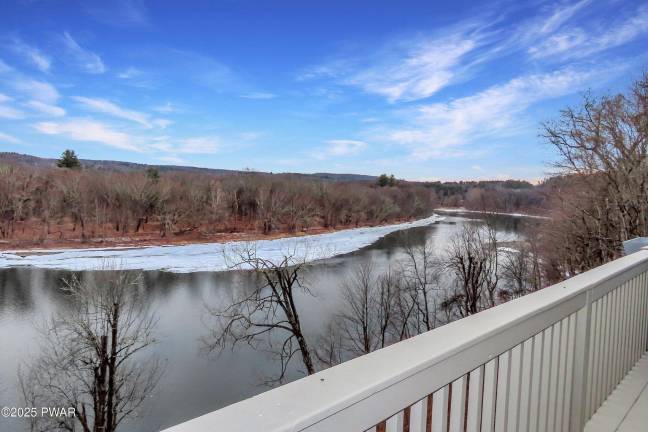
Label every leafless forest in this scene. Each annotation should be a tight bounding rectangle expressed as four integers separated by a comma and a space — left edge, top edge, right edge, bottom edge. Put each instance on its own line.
0, 157, 547, 248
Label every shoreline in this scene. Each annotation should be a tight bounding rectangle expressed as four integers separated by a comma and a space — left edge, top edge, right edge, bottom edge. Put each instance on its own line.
0, 217, 424, 255
0, 215, 443, 272
434, 207, 550, 220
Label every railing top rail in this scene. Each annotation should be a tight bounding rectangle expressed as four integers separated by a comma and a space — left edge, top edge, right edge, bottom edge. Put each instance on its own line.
163, 249, 648, 432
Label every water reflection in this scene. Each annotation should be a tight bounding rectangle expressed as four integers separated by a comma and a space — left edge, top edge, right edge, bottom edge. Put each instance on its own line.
0, 215, 524, 432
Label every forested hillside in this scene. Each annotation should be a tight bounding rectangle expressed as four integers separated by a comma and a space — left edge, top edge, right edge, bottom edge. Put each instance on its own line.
0, 163, 436, 247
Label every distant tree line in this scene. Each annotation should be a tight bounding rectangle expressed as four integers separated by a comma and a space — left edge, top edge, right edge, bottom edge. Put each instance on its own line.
0, 162, 436, 245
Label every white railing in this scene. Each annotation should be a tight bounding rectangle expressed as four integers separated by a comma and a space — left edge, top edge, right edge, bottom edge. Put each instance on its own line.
162, 249, 648, 432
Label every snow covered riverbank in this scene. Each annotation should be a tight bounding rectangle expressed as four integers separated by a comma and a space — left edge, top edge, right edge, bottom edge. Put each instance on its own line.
0, 215, 443, 273
434, 208, 550, 219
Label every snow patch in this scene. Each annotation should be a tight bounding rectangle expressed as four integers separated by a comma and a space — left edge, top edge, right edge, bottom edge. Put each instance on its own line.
435, 208, 549, 219
0, 215, 443, 273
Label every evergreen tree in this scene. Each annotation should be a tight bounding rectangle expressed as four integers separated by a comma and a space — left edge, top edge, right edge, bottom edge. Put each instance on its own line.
377, 173, 396, 187
146, 167, 160, 182
56, 149, 81, 169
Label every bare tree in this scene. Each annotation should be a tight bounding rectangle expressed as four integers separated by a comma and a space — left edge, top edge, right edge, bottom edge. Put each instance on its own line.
315, 264, 400, 368
399, 241, 441, 332
500, 245, 534, 299
443, 222, 499, 318
203, 243, 315, 382
541, 72, 648, 276
337, 263, 399, 355
20, 269, 162, 432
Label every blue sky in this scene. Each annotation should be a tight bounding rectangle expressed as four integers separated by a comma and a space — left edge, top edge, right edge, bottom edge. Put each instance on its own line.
0, 0, 646, 181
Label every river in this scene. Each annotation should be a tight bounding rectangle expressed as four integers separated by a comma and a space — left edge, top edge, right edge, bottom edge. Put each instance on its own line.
0, 213, 527, 432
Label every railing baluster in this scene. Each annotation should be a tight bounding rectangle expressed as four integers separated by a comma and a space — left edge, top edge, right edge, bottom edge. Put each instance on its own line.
529, 332, 544, 432
548, 320, 564, 430
385, 411, 403, 432
518, 338, 534, 432
548, 321, 561, 428
642, 272, 648, 353
506, 344, 523, 432
537, 326, 553, 432
640, 272, 647, 354
432, 386, 449, 432
615, 286, 625, 385
589, 299, 603, 413
449, 376, 467, 432
569, 289, 592, 431
626, 277, 637, 372
409, 397, 427, 432
598, 292, 611, 409
481, 358, 498, 432
613, 287, 623, 388
634, 274, 644, 358
553, 317, 569, 431
561, 314, 576, 432
466, 366, 484, 432
494, 350, 511, 432
600, 292, 614, 403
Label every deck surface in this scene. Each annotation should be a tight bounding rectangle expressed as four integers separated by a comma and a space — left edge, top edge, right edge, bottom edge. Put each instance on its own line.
584, 352, 648, 432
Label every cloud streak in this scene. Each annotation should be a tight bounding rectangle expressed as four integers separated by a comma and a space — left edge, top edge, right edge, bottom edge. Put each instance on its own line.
313, 139, 367, 159
72, 96, 149, 127
0, 93, 25, 119
528, 5, 648, 60
26, 100, 66, 117
385, 67, 612, 159
240, 92, 277, 100
33, 118, 139, 151
0, 131, 20, 144
11, 79, 60, 104
301, 26, 486, 102
9, 38, 51, 72
61, 32, 106, 74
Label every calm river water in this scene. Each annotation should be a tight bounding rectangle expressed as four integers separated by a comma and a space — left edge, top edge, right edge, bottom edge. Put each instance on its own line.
0, 213, 525, 432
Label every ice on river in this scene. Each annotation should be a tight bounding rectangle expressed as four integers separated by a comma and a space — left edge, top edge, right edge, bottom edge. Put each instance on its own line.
0, 215, 443, 273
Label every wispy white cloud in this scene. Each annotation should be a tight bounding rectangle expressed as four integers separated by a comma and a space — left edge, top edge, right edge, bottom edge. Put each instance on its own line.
0, 93, 25, 119
239, 132, 262, 141
33, 118, 139, 151
150, 135, 220, 154
314, 139, 367, 159
0, 58, 10, 72
9, 38, 51, 72
528, 5, 648, 60
175, 137, 220, 154
82, 0, 149, 27
72, 96, 166, 128
301, 28, 484, 102
153, 102, 176, 113
0, 131, 20, 144
351, 36, 480, 102
117, 66, 141, 79
152, 119, 173, 129
25, 100, 66, 117
61, 32, 106, 74
534, 0, 591, 36
386, 67, 611, 159
12, 79, 60, 103
156, 155, 188, 165
240, 92, 277, 100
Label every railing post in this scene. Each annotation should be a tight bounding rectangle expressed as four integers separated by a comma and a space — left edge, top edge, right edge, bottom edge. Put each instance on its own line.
570, 289, 593, 431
